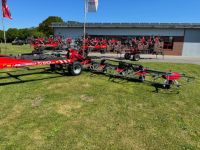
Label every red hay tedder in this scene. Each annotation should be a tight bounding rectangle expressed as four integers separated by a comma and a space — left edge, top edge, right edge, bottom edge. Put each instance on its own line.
0, 47, 194, 93
89, 59, 195, 93
0, 49, 91, 76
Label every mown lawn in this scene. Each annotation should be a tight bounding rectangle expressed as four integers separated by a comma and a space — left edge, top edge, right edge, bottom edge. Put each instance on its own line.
0, 45, 200, 150
0, 44, 32, 55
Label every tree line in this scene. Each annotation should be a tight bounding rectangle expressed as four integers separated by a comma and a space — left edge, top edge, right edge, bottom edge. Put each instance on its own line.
0, 16, 63, 43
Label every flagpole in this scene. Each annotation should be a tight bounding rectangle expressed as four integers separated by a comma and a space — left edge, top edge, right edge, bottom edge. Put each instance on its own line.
83, 0, 87, 57
2, 16, 6, 45
0, 0, 7, 54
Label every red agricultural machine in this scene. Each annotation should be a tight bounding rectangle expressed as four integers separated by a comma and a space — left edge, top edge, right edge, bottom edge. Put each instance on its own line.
77, 36, 165, 61
31, 37, 64, 52
89, 59, 195, 93
0, 45, 194, 93
0, 49, 91, 76
123, 36, 164, 61
29, 36, 165, 62
81, 38, 108, 55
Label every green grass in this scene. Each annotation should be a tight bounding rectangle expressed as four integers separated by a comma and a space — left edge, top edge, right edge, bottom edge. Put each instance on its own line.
0, 44, 32, 55
0, 45, 200, 150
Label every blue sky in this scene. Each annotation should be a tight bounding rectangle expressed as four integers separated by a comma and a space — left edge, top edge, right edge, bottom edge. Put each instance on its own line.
3, 0, 200, 29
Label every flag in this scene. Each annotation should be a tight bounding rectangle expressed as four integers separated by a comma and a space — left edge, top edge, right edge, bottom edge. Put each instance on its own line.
2, 0, 12, 20
87, 0, 98, 12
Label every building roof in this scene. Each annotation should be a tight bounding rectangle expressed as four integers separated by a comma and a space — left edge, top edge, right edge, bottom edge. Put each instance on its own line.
51, 21, 200, 29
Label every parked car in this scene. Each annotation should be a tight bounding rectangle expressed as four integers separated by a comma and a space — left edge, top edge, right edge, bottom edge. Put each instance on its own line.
12, 38, 25, 45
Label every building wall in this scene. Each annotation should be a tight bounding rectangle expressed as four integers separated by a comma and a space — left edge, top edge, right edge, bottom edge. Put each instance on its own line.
54, 28, 84, 38
182, 29, 200, 56
54, 27, 185, 38
163, 37, 184, 56
54, 27, 200, 56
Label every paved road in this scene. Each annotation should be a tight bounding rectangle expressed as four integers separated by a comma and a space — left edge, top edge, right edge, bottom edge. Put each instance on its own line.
89, 53, 200, 65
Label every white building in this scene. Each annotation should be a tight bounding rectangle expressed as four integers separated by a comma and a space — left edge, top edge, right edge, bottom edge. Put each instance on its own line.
51, 21, 200, 56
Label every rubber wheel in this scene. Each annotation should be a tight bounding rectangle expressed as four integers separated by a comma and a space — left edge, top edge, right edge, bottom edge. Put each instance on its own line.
100, 49, 106, 54
139, 76, 145, 82
124, 53, 131, 60
164, 84, 171, 89
133, 54, 140, 61
68, 62, 82, 76
50, 64, 56, 71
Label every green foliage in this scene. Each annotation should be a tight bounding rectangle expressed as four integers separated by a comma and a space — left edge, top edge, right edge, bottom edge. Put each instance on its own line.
6, 28, 20, 42
0, 30, 4, 42
18, 28, 34, 39
4, 16, 63, 42
31, 30, 45, 38
38, 16, 64, 36
26, 28, 45, 38
4, 28, 45, 42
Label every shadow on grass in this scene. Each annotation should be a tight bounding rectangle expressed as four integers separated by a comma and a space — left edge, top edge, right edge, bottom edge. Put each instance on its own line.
0, 76, 64, 86
0, 69, 69, 86
0, 67, 182, 94
0, 67, 49, 74
88, 71, 180, 94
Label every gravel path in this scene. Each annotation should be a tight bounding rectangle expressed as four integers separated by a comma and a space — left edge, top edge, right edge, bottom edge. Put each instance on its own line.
89, 53, 200, 65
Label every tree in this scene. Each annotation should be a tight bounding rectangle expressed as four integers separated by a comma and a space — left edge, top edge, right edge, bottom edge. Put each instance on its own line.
17, 28, 30, 40
38, 16, 63, 36
31, 31, 45, 38
4, 16, 64, 43
6, 28, 20, 42
0, 30, 4, 42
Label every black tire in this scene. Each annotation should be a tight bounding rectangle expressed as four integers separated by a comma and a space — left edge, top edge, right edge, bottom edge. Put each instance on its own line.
50, 64, 56, 71
100, 49, 106, 54
133, 54, 140, 61
68, 62, 82, 76
139, 76, 145, 82
124, 53, 131, 60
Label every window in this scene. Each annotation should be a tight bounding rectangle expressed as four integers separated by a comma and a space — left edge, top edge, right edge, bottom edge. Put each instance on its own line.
163, 36, 174, 50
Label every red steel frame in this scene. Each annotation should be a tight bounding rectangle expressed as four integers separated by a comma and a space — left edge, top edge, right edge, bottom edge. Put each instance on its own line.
0, 49, 90, 70
0, 57, 73, 69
